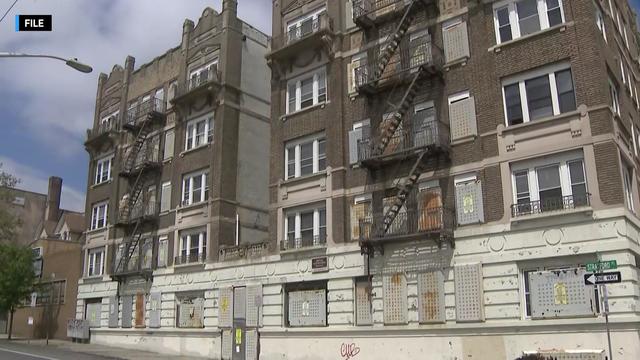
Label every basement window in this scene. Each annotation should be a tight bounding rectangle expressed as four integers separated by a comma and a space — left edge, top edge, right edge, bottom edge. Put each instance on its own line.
285, 281, 327, 327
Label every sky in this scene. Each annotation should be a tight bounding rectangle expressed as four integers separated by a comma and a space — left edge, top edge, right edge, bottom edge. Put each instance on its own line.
0, 0, 272, 212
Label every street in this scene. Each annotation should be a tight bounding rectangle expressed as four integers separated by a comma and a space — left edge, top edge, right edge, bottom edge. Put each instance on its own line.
0, 340, 118, 360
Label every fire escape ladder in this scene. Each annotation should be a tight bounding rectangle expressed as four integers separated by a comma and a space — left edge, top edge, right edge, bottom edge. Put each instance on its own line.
124, 122, 150, 173
116, 223, 142, 274
381, 150, 427, 234
372, 0, 419, 82
374, 68, 423, 156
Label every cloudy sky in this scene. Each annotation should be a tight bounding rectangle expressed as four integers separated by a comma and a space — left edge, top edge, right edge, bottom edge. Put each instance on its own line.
0, 0, 271, 212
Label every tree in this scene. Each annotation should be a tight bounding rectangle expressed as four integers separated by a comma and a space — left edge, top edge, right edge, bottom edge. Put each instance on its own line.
0, 243, 36, 339
0, 163, 20, 242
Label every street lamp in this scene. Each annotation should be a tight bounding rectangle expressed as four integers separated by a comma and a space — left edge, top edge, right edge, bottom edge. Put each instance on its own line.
0, 52, 92, 73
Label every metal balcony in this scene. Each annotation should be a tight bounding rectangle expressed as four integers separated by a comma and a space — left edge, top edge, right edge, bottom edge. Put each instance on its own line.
352, 0, 436, 28
268, 13, 334, 62
123, 97, 165, 131
511, 193, 592, 218
357, 111, 449, 168
355, 34, 443, 94
359, 205, 454, 245
120, 142, 162, 178
85, 117, 119, 148
112, 241, 153, 278
280, 233, 327, 251
174, 253, 206, 266
172, 65, 221, 106
116, 200, 159, 226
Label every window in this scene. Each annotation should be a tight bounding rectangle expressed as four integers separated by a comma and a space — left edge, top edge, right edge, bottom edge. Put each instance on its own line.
622, 159, 634, 212
100, 111, 118, 130
90, 202, 108, 230
502, 64, 576, 126
283, 204, 327, 249
94, 156, 113, 185
185, 115, 213, 151
511, 151, 589, 217
189, 59, 218, 89
595, 6, 606, 42
286, 7, 326, 43
87, 247, 104, 277
620, 59, 627, 86
351, 195, 372, 240
160, 182, 171, 212
176, 293, 205, 328
182, 170, 209, 206
178, 229, 207, 263
284, 135, 326, 179
610, 78, 620, 115
285, 282, 327, 327
157, 236, 168, 268
349, 53, 367, 93
286, 68, 327, 113
35, 280, 66, 306
493, 0, 565, 44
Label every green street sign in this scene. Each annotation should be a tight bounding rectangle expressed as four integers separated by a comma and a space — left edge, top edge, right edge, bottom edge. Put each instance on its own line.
586, 260, 617, 273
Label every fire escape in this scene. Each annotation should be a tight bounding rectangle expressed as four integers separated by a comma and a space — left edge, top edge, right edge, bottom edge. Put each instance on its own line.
112, 97, 165, 280
352, 0, 453, 257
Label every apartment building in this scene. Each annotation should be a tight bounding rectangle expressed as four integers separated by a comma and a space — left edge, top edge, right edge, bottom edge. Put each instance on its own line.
77, 0, 271, 356
76, 0, 640, 359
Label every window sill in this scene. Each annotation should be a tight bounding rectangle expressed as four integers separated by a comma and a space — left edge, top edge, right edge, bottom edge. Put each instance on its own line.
91, 179, 113, 189
86, 227, 108, 235
488, 22, 574, 53
281, 170, 327, 186
177, 201, 209, 212
281, 101, 328, 122
173, 261, 207, 269
497, 109, 581, 136
510, 206, 593, 225
443, 56, 469, 71
280, 244, 327, 254
179, 143, 212, 158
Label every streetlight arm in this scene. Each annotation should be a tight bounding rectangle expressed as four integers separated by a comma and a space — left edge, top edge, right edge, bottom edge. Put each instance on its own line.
0, 52, 93, 73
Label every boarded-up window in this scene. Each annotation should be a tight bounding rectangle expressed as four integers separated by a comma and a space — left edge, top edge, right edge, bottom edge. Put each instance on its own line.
135, 293, 145, 328
287, 287, 327, 327
163, 129, 174, 160
85, 299, 102, 328
218, 287, 234, 328
121, 295, 132, 328
443, 18, 470, 63
246, 285, 263, 328
449, 91, 477, 141
355, 277, 373, 325
417, 271, 445, 323
351, 196, 372, 240
455, 176, 484, 225
383, 273, 408, 324
529, 268, 596, 319
108, 296, 118, 328
454, 263, 484, 322
177, 293, 204, 328
418, 184, 443, 231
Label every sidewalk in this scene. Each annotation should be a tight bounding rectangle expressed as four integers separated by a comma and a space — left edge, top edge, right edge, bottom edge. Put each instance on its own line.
1, 337, 207, 360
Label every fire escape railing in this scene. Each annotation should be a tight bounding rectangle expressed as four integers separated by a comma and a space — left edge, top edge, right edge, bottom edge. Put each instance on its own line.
125, 97, 165, 128
359, 204, 454, 241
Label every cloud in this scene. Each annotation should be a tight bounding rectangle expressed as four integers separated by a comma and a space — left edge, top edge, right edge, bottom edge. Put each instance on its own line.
0, 0, 272, 158
1, 156, 86, 212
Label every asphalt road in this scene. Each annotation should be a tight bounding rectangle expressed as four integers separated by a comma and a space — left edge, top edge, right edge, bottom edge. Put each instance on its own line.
0, 341, 116, 360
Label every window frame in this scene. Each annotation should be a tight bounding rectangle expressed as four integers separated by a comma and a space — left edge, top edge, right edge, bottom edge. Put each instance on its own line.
492, 0, 566, 45
185, 114, 214, 151
501, 63, 576, 126
622, 158, 634, 212
94, 155, 113, 185
284, 134, 327, 179
178, 229, 207, 258
285, 6, 326, 41
90, 201, 108, 230
286, 67, 327, 114
87, 247, 105, 277
181, 170, 209, 206
595, 5, 606, 42
283, 203, 327, 247
188, 59, 219, 87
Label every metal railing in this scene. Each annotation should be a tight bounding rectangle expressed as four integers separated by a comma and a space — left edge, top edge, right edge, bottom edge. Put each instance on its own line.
271, 13, 333, 52
174, 252, 206, 265
125, 97, 165, 127
354, 34, 443, 88
511, 193, 591, 218
219, 242, 268, 261
118, 198, 159, 224
280, 233, 327, 251
123, 141, 161, 174
188, 64, 220, 91
352, 0, 409, 21
359, 205, 454, 241
357, 110, 449, 161
87, 116, 119, 140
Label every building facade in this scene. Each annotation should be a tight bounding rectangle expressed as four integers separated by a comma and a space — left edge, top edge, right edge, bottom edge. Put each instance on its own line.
78, 0, 640, 359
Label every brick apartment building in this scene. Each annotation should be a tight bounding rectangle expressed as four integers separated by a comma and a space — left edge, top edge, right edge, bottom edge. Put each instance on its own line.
76, 0, 640, 359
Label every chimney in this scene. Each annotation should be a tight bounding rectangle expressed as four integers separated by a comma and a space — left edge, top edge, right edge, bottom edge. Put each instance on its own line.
45, 176, 62, 222
222, 0, 238, 27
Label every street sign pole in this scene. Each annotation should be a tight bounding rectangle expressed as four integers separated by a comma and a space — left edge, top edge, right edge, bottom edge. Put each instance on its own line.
596, 253, 613, 360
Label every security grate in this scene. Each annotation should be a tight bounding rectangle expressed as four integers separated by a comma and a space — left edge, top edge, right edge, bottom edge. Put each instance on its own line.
85, 301, 102, 328
443, 21, 470, 63
149, 292, 161, 328
234, 287, 246, 320
121, 295, 133, 328
355, 278, 373, 325
454, 263, 484, 322
449, 96, 477, 141
288, 289, 327, 327
218, 287, 234, 328
455, 180, 484, 225
417, 271, 445, 323
246, 285, 262, 328
246, 329, 258, 360
383, 273, 408, 325
529, 268, 595, 319
108, 296, 118, 328
221, 329, 233, 360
